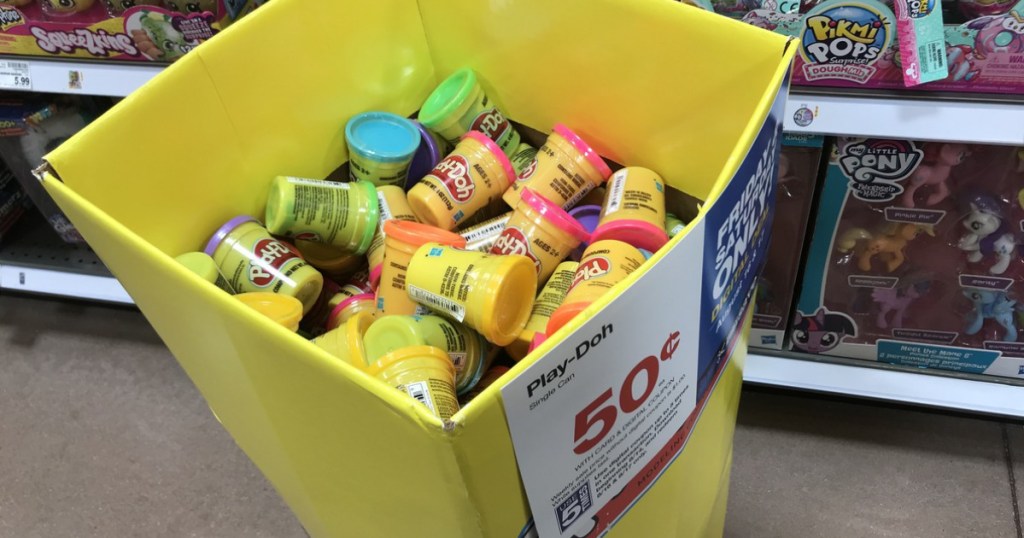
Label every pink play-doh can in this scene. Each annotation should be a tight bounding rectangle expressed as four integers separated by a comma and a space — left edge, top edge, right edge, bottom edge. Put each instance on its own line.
491, 188, 590, 284
591, 166, 669, 253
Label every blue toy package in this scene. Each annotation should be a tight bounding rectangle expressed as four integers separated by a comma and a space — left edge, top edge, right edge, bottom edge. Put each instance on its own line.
793, 138, 1024, 379
751, 133, 825, 350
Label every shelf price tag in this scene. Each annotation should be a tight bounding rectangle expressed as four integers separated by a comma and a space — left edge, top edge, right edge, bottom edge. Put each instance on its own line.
501, 224, 705, 538
0, 61, 32, 91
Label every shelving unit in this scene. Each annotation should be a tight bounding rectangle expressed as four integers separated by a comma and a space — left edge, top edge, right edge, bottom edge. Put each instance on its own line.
745, 351, 1024, 418
0, 212, 131, 304
0, 56, 163, 97
783, 88, 1024, 145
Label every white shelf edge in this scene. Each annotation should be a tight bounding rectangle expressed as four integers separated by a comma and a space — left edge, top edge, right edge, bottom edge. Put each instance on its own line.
0, 264, 132, 304
784, 92, 1024, 145
744, 352, 1024, 418
0, 58, 163, 97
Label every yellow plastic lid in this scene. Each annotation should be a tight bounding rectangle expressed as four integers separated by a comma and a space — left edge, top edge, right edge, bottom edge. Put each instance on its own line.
175, 251, 220, 283
478, 254, 538, 346
344, 311, 377, 368
235, 292, 304, 332
365, 345, 454, 378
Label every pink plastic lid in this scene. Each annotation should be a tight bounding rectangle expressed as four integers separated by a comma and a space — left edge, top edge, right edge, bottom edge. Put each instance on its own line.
204, 215, 260, 256
529, 333, 548, 353
520, 189, 591, 243
591, 219, 669, 253
462, 130, 516, 183
552, 124, 612, 180
368, 263, 382, 290
327, 292, 375, 330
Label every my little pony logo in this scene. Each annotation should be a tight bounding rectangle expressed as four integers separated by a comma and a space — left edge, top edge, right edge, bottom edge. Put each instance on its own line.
0, 6, 25, 32
838, 139, 923, 202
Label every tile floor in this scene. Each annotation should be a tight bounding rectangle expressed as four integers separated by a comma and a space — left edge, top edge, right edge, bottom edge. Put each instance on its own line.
1, 293, 1022, 537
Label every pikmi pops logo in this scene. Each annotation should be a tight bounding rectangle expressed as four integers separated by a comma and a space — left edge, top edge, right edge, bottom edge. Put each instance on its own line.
711, 131, 775, 322
799, 2, 892, 83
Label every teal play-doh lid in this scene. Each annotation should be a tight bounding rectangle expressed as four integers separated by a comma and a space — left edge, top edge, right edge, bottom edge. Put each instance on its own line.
345, 112, 420, 163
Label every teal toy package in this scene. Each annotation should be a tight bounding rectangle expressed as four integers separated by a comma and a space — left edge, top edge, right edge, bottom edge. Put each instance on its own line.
794, 138, 1024, 379
751, 133, 825, 350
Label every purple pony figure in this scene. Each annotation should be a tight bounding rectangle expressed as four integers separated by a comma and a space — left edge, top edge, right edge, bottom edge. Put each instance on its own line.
957, 193, 1016, 275
871, 279, 931, 329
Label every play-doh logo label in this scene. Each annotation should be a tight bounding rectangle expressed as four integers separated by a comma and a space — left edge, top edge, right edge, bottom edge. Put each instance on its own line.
432, 155, 475, 203
0, 7, 25, 32
517, 158, 538, 182
471, 108, 511, 143
799, 2, 893, 83
491, 227, 541, 273
573, 257, 612, 288
249, 239, 300, 287
838, 139, 923, 202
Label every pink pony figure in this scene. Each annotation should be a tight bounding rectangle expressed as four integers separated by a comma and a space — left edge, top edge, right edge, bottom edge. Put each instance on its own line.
947, 45, 980, 82
871, 279, 931, 329
968, 13, 1024, 59
900, 142, 970, 208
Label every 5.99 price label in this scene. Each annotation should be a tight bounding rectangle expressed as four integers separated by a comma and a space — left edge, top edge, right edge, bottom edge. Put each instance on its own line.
0, 61, 32, 91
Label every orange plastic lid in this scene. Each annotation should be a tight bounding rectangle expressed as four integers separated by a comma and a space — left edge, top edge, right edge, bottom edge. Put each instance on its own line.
546, 301, 589, 337
383, 220, 467, 249
365, 345, 454, 378
235, 292, 303, 332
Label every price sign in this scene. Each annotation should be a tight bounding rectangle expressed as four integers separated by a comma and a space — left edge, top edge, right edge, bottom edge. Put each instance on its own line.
0, 61, 32, 91
502, 87, 783, 537
501, 223, 706, 538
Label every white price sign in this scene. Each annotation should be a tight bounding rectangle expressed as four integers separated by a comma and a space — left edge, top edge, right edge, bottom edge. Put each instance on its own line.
502, 223, 706, 538
0, 61, 32, 91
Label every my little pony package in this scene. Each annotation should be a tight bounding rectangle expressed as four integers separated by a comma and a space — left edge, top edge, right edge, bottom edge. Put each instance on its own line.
794, 137, 1024, 380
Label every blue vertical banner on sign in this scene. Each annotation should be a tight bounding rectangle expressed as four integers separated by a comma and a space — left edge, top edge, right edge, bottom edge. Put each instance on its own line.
698, 76, 788, 398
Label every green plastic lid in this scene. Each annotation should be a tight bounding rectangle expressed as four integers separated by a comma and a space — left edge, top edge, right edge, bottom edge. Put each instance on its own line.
363, 315, 428, 362
354, 180, 380, 255
419, 68, 478, 129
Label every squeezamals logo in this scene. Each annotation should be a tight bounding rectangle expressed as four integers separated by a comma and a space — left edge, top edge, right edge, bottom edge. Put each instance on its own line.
800, 2, 893, 83
0, 6, 25, 32
838, 139, 923, 202
31, 26, 139, 57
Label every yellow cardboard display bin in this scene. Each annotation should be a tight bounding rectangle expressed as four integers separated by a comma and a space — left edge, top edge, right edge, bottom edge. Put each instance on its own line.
36, 0, 793, 535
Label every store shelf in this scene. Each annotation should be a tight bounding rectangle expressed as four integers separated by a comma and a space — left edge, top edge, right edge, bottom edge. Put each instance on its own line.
0, 213, 131, 304
745, 351, 1024, 418
784, 89, 1024, 145
0, 57, 162, 97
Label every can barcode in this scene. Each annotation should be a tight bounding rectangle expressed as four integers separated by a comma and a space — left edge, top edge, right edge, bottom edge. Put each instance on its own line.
408, 285, 466, 321
605, 170, 627, 215
402, 381, 435, 413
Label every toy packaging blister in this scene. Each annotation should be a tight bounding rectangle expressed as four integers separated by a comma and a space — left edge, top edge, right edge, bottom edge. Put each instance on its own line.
751, 133, 825, 350
0, 0, 259, 62
795, 137, 1024, 379
725, 0, 1024, 94
0, 161, 29, 243
0, 94, 110, 243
